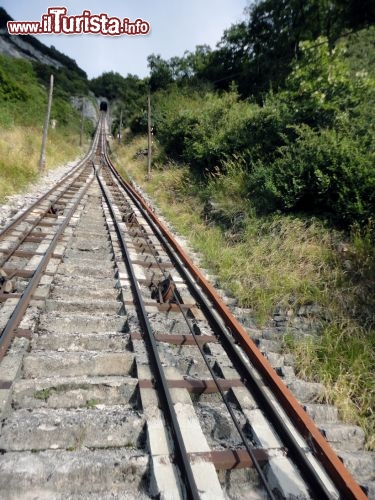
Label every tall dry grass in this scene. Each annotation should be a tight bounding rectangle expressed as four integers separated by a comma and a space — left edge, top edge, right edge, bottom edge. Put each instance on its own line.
0, 125, 86, 202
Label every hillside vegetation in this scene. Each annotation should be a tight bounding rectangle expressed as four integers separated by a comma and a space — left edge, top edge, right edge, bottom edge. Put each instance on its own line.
0, 54, 93, 201
0, 6, 96, 201
109, 2, 375, 448
0, 1, 374, 448
131, 28, 375, 229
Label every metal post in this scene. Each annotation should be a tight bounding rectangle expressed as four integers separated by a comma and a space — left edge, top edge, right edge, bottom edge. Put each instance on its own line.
39, 74, 54, 172
79, 97, 85, 147
118, 109, 123, 144
147, 93, 152, 179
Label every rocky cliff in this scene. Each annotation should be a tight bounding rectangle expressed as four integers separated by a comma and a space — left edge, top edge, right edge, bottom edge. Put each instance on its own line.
0, 8, 86, 76
0, 8, 99, 124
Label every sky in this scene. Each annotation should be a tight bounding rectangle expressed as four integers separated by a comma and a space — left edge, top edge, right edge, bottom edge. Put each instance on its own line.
2, 1, 250, 80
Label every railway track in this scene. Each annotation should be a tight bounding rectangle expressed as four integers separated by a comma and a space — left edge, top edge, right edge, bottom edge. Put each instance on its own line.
0, 115, 371, 499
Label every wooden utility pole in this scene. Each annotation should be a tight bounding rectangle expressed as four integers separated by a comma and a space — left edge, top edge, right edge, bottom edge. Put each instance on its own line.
147, 93, 152, 179
79, 97, 85, 147
118, 109, 123, 144
39, 74, 54, 171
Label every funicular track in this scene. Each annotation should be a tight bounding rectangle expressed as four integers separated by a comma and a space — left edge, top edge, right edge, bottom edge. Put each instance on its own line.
0, 116, 368, 499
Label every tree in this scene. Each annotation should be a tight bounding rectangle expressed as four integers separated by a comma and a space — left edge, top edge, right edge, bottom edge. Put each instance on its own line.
190, 0, 375, 99
147, 54, 173, 91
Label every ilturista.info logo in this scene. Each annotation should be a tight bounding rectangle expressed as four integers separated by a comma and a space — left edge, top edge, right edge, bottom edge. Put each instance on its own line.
7, 7, 151, 36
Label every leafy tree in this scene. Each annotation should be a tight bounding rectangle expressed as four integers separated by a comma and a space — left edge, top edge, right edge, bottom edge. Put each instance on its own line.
188, 0, 375, 98
90, 71, 127, 100
246, 36, 375, 225
89, 71, 147, 128
147, 54, 173, 91
279, 37, 369, 127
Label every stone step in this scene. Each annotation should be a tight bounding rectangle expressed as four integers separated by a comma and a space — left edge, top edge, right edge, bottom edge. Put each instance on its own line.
67, 245, 111, 254
52, 274, 117, 289
256, 338, 282, 354
63, 248, 113, 259
74, 227, 107, 234
287, 379, 325, 403
0, 406, 145, 451
319, 423, 366, 452
276, 365, 295, 384
69, 236, 111, 250
303, 403, 339, 424
70, 228, 109, 236
45, 299, 122, 315
13, 375, 138, 409
23, 351, 135, 378
80, 209, 105, 217
33, 331, 129, 352
0, 449, 149, 500
64, 245, 113, 264
63, 254, 114, 266
263, 351, 284, 369
72, 222, 107, 231
337, 450, 375, 497
49, 285, 118, 301
73, 215, 107, 223
56, 262, 115, 278
38, 313, 128, 334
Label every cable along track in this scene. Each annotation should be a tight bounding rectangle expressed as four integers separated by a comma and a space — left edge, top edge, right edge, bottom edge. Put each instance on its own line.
0, 118, 367, 499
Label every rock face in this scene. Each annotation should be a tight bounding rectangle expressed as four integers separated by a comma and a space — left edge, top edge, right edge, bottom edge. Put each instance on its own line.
70, 96, 99, 126
0, 8, 87, 78
0, 20, 100, 124
0, 29, 64, 68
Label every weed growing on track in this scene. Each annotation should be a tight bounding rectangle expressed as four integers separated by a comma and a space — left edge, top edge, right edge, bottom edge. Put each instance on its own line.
112, 134, 375, 449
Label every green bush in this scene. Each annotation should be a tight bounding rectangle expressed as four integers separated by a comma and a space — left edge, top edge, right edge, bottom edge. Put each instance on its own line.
0, 54, 88, 136
0, 65, 28, 102
279, 38, 374, 130
152, 88, 259, 172
128, 30, 375, 228
249, 125, 375, 225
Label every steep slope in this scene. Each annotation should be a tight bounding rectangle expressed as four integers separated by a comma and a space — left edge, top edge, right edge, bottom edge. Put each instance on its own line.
0, 7, 86, 77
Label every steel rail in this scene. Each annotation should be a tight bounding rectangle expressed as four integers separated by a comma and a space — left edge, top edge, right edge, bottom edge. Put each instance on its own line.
96, 168, 201, 500
0, 169, 95, 361
101, 168, 277, 499
103, 151, 366, 499
0, 166, 91, 270
0, 127, 100, 242
0, 121, 102, 360
172, 290, 277, 499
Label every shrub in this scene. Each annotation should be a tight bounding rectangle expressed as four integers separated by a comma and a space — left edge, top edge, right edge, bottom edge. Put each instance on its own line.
249, 125, 375, 225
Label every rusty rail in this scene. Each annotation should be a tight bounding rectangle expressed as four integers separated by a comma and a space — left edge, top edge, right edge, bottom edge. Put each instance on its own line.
0, 120, 103, 361
0, 171, 95, 362
103, 148, 366, 499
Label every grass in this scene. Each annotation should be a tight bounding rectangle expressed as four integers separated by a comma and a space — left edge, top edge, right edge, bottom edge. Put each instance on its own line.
0, 125, 89, 202
0, 54, 92, 203
111, 133, 375, 449
34, 388, 52, 401
86, 398, 100, 408
111, 136, 338, 321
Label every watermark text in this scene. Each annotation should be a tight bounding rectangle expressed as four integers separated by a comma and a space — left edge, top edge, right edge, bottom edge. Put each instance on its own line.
7, 7, 150, 36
